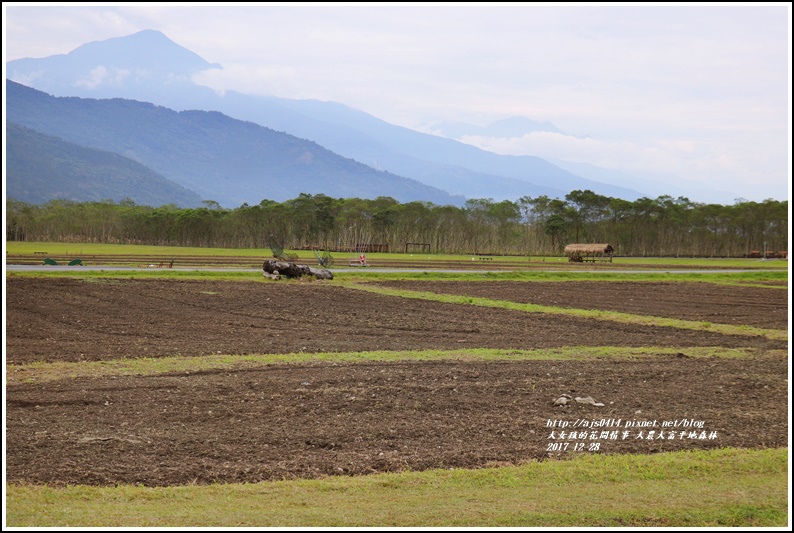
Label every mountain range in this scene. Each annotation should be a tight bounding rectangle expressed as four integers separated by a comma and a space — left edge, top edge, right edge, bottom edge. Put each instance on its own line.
6, 121, 204, 207
6, 80, 462, 208
6, 29, 650, 208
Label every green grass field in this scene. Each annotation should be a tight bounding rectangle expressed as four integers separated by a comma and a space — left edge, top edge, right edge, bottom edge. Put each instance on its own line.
6, 447, 787, 527
5, 241, 790, 270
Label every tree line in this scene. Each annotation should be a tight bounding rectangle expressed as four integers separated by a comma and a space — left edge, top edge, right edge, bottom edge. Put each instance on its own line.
5, 191, 789, 257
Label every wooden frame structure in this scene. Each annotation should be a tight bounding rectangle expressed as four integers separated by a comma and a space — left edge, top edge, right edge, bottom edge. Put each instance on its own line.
564, 243, 614, 263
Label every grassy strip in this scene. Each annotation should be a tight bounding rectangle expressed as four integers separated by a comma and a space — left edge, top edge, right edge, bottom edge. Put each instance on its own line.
334, 269, 789, 288
7, 347, 783, 384
6, 268, 788, 288
342, 282, 788, 341
5, 447, 787, 527
309, 271, 775, 291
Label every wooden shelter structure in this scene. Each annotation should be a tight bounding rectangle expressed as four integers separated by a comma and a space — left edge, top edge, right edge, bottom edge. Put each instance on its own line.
564, 243, 614, 263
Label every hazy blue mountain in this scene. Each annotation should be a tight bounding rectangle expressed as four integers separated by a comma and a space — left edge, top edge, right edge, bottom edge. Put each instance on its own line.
7, 29, 222, 106
6, 80, 464, 208
6, 121, 204, 207
6, 29, 646, 202
232, 95, 645, 201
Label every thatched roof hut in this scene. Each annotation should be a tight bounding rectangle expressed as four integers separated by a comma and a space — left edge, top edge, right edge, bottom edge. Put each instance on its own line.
564, 243, 614, 262
564, 244, 614, 255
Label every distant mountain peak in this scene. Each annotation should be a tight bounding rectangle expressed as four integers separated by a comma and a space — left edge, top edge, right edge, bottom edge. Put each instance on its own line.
121, 29, 173, 41
66, 28, 222, 74
7, 29, 222, 97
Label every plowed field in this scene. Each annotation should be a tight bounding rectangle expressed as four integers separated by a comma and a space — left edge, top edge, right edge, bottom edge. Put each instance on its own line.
5, 276, 789, 486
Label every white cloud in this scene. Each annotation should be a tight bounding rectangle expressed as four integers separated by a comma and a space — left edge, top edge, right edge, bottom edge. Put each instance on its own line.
8, 68, 43, 87
74, 65, 131, 89
457, 129, 789, 202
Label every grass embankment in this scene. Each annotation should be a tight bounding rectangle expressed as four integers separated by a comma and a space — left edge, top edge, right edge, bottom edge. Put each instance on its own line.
6, 447, 787, 527
8, 346, 783, 385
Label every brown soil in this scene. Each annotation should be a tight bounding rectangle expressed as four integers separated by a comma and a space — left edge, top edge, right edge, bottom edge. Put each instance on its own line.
5, 276, 789, 487
373, 280, 790, 330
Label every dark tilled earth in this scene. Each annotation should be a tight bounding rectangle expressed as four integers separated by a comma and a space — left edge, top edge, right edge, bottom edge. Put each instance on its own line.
5, 277, 789, 486
372, 279, 789, 330
4, 278, 787, 364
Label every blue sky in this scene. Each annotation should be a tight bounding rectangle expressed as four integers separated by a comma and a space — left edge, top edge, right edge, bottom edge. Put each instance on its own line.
3, 2, 791, 203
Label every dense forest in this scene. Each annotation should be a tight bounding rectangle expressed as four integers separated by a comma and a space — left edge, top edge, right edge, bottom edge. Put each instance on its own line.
5, 191, 788, 257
